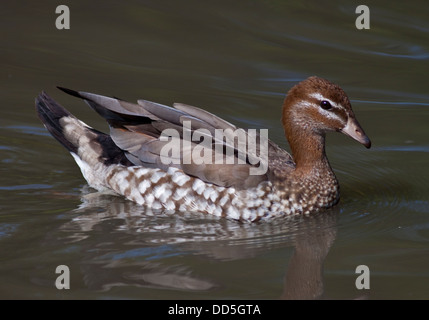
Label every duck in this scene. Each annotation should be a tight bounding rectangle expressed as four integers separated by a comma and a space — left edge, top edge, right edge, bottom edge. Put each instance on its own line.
35, 76, 371, 222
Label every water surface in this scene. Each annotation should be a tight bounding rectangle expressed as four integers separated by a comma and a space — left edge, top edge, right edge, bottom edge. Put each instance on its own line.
1, 0, 429, 299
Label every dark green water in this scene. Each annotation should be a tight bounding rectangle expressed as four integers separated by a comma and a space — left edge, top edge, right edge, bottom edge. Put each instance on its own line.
1, 0, 429, 299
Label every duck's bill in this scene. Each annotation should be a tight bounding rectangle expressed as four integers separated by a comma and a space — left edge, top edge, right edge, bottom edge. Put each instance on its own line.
340, 117, 371, 148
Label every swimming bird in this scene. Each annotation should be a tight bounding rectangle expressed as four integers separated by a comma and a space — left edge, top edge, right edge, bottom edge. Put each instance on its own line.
35, 76, 371, 222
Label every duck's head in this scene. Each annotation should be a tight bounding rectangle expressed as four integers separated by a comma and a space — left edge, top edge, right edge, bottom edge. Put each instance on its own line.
282, 76, 371, 149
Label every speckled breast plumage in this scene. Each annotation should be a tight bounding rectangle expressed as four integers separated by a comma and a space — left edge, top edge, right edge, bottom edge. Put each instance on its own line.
103, 164, 339, 222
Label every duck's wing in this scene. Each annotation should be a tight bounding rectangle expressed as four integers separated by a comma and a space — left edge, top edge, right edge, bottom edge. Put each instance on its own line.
58, 88, 279, 189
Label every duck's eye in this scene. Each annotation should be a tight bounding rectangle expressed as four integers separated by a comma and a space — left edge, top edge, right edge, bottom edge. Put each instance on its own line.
320, 100, 332, 110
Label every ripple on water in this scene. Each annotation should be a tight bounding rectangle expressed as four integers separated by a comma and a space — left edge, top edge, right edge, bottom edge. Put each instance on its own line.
0, 223, 19, 240
334, 143, 429, 244
0, 184, 52, 191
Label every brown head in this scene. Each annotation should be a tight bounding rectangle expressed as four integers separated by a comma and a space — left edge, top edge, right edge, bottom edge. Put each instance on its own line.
281, 76, 370, 168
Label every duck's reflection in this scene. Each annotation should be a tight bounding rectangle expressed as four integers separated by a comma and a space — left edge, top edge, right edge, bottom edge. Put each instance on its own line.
57, 187, 338, 299
281, 211, 337, 299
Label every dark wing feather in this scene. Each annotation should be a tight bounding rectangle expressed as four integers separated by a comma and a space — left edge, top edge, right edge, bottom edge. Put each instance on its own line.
58, 88, 292, 189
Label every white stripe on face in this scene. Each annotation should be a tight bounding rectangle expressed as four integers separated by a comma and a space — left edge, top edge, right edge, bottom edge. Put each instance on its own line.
297, 99, 343, 124
308, 93, 340, 110
307, 93, 344, 123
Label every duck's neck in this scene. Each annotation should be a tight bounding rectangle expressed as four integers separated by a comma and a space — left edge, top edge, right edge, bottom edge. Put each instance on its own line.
273, 124, 340, 211
286, 127, 330, 172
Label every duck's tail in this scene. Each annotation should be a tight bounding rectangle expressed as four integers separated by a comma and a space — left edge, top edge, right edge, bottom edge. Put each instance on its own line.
35, 91, 131, 190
